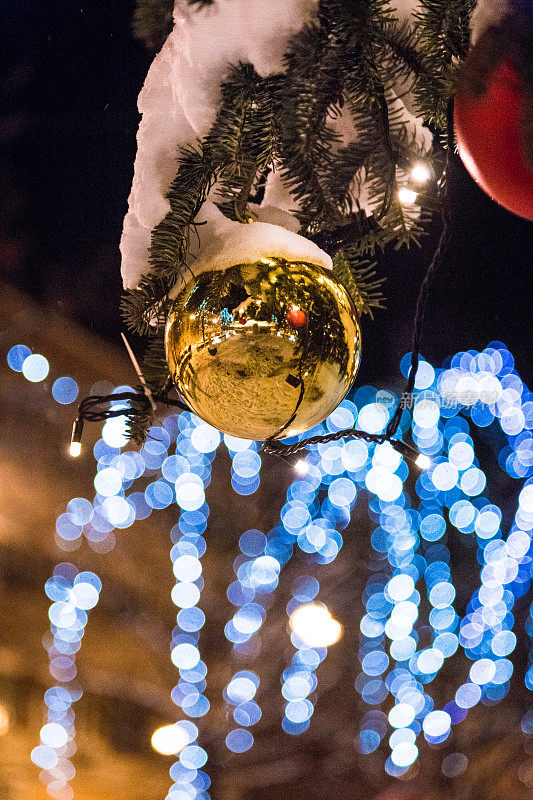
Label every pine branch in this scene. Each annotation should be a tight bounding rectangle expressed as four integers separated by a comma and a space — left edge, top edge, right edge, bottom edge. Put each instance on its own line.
376, 19, 428, 85
332, 250, 385, 318
121, 143, 214, 335
121, 0, 476, 446
121, 274, 174, 336
133, 0, 218, 48
210, 66, 284, 218
278, 1, 395, 228
278, 20, 344, 232
326, 142, 370, 214
413, 0, 476, 132
149, 146, 215, 277
330, 0, 393, 110
345, 91, 423, 249
122, 64, 283, 337
415, 0, 475, 61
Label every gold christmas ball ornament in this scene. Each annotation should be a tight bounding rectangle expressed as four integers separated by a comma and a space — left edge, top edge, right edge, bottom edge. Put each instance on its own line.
165, 258, 362, 441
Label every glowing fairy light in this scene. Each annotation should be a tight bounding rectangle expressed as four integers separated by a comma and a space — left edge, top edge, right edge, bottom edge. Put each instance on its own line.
398, 187, 418, 205
415, 453, 431, 470
411, 163, 431, 183
69, 418, 84, 458
22, 353, 49, 382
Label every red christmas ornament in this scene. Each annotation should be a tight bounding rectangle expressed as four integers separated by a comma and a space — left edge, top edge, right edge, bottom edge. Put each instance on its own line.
454, 58, 533, 221
239, 316, 247, 325
286, 307, 307, 329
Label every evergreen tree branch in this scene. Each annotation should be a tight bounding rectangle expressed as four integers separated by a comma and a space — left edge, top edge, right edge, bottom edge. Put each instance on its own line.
120, 0, 476, 445
332, 250, 385, 318
121, 274, 174, 336
212, 68, 284, 219
278, 20, 344, 232
414, 0, 476, 131
375, 20, 427, 82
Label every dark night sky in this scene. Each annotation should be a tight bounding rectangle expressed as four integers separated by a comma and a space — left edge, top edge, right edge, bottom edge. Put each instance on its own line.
1, 0, 532, 387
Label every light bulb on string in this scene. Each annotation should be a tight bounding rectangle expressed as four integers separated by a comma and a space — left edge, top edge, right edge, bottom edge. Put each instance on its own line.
69, 418, 83, 457
411, 163, 431, 183
294, 459, 309, 475
398, 187, 418, 205
415, 453, 431, 470
69, 442, 82, 457
390, 439, 430, 470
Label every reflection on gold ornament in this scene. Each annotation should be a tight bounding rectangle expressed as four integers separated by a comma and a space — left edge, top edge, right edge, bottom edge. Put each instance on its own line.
165, 258, 361, 440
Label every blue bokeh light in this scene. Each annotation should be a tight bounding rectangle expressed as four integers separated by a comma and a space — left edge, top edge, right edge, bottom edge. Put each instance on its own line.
7, 344, 32, 371
29, 339, 531, 793
52, 377, 79, 404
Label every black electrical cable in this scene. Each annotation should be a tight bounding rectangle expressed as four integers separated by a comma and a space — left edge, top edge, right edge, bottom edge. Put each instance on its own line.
77, 391, 189, 421
70, 390, 191, 451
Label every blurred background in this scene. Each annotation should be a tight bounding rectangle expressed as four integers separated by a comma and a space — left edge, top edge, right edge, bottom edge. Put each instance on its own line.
1, 2, 533, 799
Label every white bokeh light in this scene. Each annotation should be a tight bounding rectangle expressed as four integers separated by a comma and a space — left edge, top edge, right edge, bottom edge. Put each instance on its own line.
289, 604, 342, 648
151, 724, 189, 756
